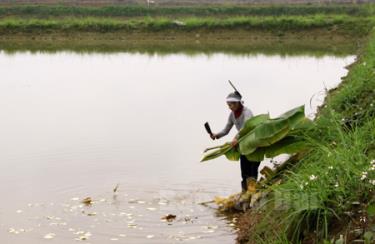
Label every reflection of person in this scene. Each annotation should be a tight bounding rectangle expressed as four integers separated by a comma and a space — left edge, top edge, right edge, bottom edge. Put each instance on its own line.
210, 91, 261, 192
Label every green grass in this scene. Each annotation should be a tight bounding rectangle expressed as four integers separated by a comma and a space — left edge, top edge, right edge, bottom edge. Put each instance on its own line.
245, 31, 375, 244
0, 4, 374, 35
0, 15, 373, 35
0, 4, 374, 18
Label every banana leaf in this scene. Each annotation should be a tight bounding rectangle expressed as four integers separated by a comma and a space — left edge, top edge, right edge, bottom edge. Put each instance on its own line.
238, 114, 270, 138
287, 117, 315, 135
238, 106, 305, 155
201, 143, 232, 162
244, 136, 309, 161
201, 105, 308, 162
201, 114, 270, 162
225, 147, 241, 161
238, 119, 289, 155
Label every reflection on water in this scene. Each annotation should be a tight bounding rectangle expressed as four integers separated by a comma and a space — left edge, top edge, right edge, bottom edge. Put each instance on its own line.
0, 51, 354, 243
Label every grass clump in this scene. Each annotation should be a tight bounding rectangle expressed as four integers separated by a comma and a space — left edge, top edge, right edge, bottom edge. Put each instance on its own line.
0, 15, 373, 35
240, 31, 375, 244
0, 4, 374, 18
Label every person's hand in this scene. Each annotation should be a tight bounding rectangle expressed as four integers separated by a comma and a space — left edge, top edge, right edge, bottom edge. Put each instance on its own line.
231, 137, 238, 147
210, 134, 217, 140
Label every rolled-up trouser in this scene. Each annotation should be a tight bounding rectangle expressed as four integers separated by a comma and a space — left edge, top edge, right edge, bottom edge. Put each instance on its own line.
240, 155, 261, 191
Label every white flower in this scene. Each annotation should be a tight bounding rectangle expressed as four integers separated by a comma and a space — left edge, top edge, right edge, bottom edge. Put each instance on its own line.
361, 171, 368, 181
309, 175, 318, 181
369, 180, 375, 186
328, 166, 333, 170
334, 182, 339, 187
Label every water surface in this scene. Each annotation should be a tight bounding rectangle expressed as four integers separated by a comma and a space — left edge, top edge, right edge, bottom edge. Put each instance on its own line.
0, 51, 355, 243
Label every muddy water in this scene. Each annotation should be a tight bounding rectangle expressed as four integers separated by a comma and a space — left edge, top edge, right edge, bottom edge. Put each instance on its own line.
0, 51, 354, 243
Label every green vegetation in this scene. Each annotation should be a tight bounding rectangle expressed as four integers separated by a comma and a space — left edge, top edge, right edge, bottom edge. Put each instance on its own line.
201, 106, 311, 162
0, 4, 374, 18
239, 31, 375, 244
0, 4, 374, 35
0, 15, 373, 35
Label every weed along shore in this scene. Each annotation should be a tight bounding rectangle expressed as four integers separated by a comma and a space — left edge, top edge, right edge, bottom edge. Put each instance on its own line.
1, 3, 375, 244
235, 30, 375, 243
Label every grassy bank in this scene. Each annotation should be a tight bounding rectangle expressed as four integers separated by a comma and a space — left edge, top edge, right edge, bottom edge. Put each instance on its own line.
0, 4, 374, 18
0, 4, 374, 35
238, 31, 375, 243
0, 15, 373, 35
0, 29, 361, 56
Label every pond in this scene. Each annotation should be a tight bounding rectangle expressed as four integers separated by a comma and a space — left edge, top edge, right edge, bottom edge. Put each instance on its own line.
0, 50, 355, 243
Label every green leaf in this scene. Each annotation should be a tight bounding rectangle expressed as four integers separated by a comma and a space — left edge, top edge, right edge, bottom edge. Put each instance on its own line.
245, 136, 309, 161
201, 143, 232, 162
238, 114, 270, 138
201, 105, 308, 163
364, 231, 374, 244
225, 147, 241, 161
239, 106, 305, 155
367, 203, 375, 217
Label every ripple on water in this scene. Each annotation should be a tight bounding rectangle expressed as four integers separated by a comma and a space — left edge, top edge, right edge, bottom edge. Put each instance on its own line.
3, 185, 236, 244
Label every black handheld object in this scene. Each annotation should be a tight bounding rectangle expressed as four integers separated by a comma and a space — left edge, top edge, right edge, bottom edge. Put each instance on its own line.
228, 80, 242, 99
204, 122, 213, 136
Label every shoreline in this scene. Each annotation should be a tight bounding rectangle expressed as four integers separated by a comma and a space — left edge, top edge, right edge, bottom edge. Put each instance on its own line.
0, 29, 362, 56
236, 31, 375, 243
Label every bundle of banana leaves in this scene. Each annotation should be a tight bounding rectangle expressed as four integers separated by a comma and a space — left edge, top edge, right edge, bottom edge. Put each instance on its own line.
201, 105, 313, 162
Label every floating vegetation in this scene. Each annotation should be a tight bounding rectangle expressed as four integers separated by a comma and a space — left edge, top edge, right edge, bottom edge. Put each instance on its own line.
75, 231, 91, 241
81, 197, 93, 206
113, 184, 119, 193
8, 228, 29, 234
5, 184, 232, 243
161, 214, 177, 222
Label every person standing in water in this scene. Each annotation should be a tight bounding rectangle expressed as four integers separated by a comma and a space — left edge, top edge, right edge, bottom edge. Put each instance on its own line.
210, 91, 261, 192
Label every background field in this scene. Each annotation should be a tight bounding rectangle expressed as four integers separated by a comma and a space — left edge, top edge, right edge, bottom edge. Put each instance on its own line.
0, 0, 372, 6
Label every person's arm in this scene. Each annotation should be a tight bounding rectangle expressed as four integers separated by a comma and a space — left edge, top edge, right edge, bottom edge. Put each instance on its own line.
214, 114, 234, 139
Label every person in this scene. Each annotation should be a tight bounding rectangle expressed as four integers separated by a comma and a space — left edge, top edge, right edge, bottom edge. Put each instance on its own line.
210, 91, 261, 192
